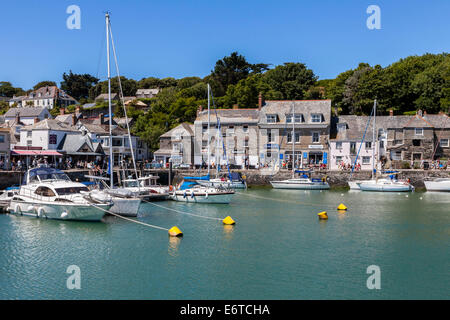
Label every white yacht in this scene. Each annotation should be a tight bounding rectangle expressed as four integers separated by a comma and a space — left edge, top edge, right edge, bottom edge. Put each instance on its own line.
197, 172, 247, 189
8, 167, 111, 221
358, 177, 414, 192
424, 178, 450, 192
170, 180, 235, 204
122, 176, 170, 200
270, 171, 330, 190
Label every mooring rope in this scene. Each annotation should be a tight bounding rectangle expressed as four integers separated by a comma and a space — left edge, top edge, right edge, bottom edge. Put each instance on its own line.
142, 200, 223, 221
90, 203, 169, 231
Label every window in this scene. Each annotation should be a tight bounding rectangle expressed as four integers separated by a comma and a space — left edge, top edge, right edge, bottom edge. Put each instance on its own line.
350, 142, 356, 154
286, 114, 303, 123
268, 131, 273, 143
243, 125, 248, 133
202, 140, 208, 149
335, 156, 343, 165
337, 124, 346, 132
287, 132, 292, 143
311, 114, 322, 123
412, 139, 421, 147
49, 134, 57, 145
379, 141, 384, 149
415, 128, 423, 135
0, 135, 4, 143
112, 138, 122, 146
244, 139, 249, 148
295, 132, 300, 143
365, 142, 372, 149
55, 187, 89, 195
362, 157, 371, 165
312, 132, 320, 143
266, 151, 272, 158
440, 139, 449, 147
228, 125, 235, 133
202, 125, 207, 133
27, 131, 32, 138
35, 186, 56, 197
266, 115, 277, 123
27, 140, 32, 147
336, 142, 343, 150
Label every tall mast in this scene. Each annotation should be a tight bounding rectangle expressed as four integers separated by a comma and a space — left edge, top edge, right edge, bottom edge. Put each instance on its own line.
292, 101, 295, 178
371, 99, 377, 179
106, 13, 114, 188
207, 83, 211, 175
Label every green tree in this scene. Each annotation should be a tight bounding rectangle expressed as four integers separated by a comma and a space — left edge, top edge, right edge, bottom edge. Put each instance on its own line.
60, 71, 99, 101
33, 81, 57, 90
0, 81, 25, 97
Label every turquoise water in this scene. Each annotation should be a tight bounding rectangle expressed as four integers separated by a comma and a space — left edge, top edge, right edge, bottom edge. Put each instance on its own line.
0, 189, 449, 299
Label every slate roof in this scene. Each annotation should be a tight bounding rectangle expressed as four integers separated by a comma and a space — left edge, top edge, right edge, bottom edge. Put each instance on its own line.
160, 123, 194, 138
259, 100, 332, 125
4, 107, 50, 118
195, 108, 260, 124
58, 132, 104, 154
22, 119, 79, 132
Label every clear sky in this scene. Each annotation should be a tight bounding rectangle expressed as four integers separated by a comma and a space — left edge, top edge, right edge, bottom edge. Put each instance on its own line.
1, 0, 449, 90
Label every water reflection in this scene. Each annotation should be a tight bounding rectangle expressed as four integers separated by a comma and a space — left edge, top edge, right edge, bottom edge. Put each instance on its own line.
168, 236, 181, 257
222, 225, 235, 240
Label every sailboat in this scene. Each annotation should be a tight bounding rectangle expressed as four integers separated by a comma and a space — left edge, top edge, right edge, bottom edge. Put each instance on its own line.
170, 84, 235, 203
88, 13, 142, 216
270, 101, 330, 190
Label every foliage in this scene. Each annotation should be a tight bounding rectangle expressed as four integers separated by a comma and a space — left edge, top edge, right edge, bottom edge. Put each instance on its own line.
60, 71, 99, 101
33, 81, 57, 90
0, 81, 25, 97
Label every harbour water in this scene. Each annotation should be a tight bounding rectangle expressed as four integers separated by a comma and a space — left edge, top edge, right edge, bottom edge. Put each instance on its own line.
0, 188, 449, 299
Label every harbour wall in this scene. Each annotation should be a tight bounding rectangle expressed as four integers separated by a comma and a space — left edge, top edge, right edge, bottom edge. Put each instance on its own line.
0, 169, 448, 190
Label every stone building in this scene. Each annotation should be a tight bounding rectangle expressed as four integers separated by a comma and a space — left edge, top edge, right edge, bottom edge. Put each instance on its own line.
258, 100, 332, 168
154, 123, 194, 166
193, 106, 260, 168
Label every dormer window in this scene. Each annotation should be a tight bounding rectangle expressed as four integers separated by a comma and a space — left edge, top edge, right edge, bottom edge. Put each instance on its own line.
286, 114, 303, 123
311, 114, 322, 123
337, 123, 346, 132
415, 128, 423, 136
266, 114, 277, 123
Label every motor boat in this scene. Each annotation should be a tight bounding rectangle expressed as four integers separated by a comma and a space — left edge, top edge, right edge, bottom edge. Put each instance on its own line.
270, 170, 330, 190
197, 172, 247, 189
170, 180, 235, 204
424, 178, 450, 192
85, 176, 142, 217
0, 186, 19, 212
8, 167, 111, 221
122, 176, 170, 201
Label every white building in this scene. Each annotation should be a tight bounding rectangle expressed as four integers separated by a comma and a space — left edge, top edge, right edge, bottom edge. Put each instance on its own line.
4, 107, 51, 126
13, 86, 77, 109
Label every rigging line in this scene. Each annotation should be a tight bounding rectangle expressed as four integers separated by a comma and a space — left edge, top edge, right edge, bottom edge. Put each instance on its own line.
108, 20, 139, 181
90, 203, 169, 231
143, 200, 222, 221
350, 104, 375, 179
95, 26, 106, 81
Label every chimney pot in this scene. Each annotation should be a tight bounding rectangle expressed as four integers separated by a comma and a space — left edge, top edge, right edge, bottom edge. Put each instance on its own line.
258, 92, 263, 110
389, 109, 394, 116
233, 104, 239, 110
60, 108, 65, 115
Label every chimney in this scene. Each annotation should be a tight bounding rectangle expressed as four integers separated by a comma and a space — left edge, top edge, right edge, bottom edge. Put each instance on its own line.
258, 92, 263, 110
72, 113, 76, 126
197, 105, 203, 117
15, 112, 20, 124
417, 109, 423, 117
60, 108, 65, 115
423, 110, 427, 117
233, 104, 239, 110
389, 109, 394, 117
34, 117, 39, 124
100, 113, 105, 124
76, 105, 80, 114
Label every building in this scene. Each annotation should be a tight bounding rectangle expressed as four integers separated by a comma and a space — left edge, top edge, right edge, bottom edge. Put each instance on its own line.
95, 93, 118, 102
194, 106, 260, 168
8, 95, 27, 107
4, 107, 51, 126
0, 127, 11, 169
258, 100, 332, 168
18, 86, 78, 109
136, 88, 159, 99
329, 115, 384, 171
154, 123, 194, 166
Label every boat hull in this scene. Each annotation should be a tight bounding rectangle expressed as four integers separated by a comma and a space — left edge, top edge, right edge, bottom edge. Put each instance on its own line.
109, 197, 142, 217
8, 199, 109, 221
358, 183, 413, 192
170, 192, 234, 204
198, 180, 246, 189
424, 180, 450, 192
270, 181, 330, 190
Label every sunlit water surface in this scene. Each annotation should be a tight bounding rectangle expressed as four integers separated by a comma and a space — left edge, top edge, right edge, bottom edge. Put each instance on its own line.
0, 188, 449, 299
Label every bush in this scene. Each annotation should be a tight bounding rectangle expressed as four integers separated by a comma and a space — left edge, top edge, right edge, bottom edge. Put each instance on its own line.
401, 161, 411, 169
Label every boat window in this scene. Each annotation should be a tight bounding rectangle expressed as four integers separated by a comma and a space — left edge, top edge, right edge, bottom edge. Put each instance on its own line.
35, 187, 56, 197
54, 187, 89, 195
124, 180, 139, 188
38, 172, 71, 181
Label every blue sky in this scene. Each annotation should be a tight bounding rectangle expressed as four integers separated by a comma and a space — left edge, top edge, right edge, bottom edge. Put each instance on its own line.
1, 0, 449, 90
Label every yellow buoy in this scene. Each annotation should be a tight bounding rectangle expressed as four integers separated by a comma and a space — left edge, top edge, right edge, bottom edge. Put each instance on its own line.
318, 211, 328, 220
222, 216, 236, 225
168, 226, 183, 237
337, 203, 347, 211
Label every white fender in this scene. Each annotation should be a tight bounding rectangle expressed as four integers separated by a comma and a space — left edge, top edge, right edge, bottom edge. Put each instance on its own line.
191, 190, 195, 198
37, 207, 46, 218
14, 204, 22, 215
60, 211, 68, 219
205, 192, 208, 199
